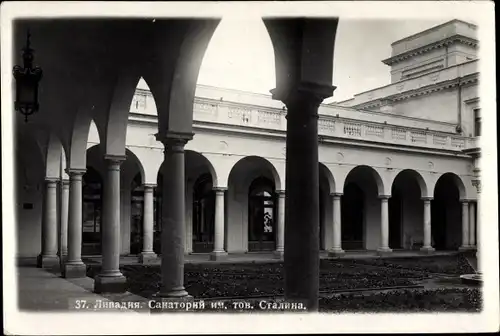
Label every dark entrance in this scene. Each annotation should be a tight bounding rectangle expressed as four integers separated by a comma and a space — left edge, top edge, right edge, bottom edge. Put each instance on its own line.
342, 182, 364, 250
248, 177, 276, 251
82, 166, 103, 255
192, 173, 215, 253
388, 189, 403, 249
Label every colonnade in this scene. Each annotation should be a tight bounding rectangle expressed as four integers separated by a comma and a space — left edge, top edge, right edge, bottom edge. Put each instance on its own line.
37, 172, 480, 269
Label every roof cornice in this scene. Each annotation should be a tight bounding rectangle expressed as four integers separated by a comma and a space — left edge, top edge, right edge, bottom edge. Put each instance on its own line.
354, 73, 479, 109
382, 35, 478, 66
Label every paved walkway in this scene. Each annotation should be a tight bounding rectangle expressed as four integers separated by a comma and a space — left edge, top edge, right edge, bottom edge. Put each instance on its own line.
16, 260, 149, 313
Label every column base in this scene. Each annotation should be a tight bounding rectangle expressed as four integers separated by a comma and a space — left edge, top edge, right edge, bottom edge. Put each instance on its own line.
376, 247, 393, 256
459, 245, 474, 252
327, 248, 345, 258
139, 252, 158, 264
36, 254, 59, 268
63, 261, 87, 278
94, 273, 127, 294
209, 251, 228, 261
273, 250, 284, 260
419, 246, 435, 254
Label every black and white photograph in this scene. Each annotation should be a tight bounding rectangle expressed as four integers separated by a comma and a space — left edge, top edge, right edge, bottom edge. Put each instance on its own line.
2, 1, 498, 334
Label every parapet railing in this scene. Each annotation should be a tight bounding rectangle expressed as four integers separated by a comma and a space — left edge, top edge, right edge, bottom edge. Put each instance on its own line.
192, 101, 477, 152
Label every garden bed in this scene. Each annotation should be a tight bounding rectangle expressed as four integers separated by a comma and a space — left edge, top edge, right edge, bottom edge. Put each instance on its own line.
87, 261, 428, 299
338, 254, 475, 276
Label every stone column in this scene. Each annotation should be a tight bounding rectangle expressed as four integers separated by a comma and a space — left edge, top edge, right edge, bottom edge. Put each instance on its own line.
459, 200, 470, 251
377, 195, 392, 254
420, 197, 435, 253
469, 202, 476, 248
278, 88, 326, 311
95, 156, 127, 293
64, 169, 87, 278
328, 193, 344, 257
37, 178, 59, 268
59, 180, 70, 257
155, 132, 193, 299
210, 187, 228, 260
274, 190, 285, 259
139, 184, 157, 263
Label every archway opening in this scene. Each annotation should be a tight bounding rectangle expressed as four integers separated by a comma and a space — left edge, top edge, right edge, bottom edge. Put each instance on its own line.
432, 173, 463, 250
342, 183, 365, 250
390, 170, 425, 250
192, 173, 215, 253
227, 156, 281, 253
82, 164, 103, 256
248, 176, 276, 252
343, 166, 383, 250
318, 164, 334, 251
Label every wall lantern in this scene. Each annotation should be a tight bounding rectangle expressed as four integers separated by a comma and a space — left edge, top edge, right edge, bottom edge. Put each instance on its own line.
13, 30, 43, 123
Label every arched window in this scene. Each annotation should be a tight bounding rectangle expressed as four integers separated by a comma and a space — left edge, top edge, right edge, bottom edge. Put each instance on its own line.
248, 177, 276, 251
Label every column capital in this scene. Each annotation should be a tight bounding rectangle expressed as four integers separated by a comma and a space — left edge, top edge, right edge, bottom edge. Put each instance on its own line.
460, 199, 472, 204
104, 154, 127, 164
276, 190, 286, 196
421, 196, 433, 201
65, 168, 86, 177
271, 82, 336, 109
213, 187, 227, 194
45, 177, 59, 184
330, 192, 343, 198
143, 183, 157, 190
379, 195, 391, 200
155, 131, 194, 153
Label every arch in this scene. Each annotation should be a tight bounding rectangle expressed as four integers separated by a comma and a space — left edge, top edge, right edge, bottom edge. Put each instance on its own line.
44, 133, 66, 179
391, 169, 429, 198
123, 147, 146, 188
319, 162, 336, 194
68, 108, 102, 170
185, 150, 219, 187
228, 156, 282, 191
344, 165, 385, 196
433, 172, 467, 200
105, 71, 142, 156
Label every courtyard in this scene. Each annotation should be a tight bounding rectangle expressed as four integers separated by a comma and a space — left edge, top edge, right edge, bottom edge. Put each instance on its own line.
18, 252, 481, 313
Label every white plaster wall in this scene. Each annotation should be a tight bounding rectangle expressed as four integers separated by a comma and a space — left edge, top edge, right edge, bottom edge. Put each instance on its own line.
16, 184, 43, 257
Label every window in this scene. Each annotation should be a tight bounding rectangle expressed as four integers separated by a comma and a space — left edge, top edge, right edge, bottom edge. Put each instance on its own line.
474, 108, 481, 137
132, 92, 147, 111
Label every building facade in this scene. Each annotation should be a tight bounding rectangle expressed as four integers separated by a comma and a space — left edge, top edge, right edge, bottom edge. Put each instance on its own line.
16, 19, 481, 262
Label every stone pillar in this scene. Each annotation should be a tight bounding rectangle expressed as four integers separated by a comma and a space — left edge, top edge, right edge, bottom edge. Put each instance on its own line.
210, 188, 228, 260
274, 190, 285, 259
155, 132, 193, 299
139, 184, 157, 263
64, 169, 87, 278
279, 88, 325, 311
459, 200, 470, 251
377, 195, 392, 254
328, 193, 344, 257
95, 156, 127, 293
420, 197, 435, 253
37, 178, 59, 268
59, 180, 70, 257
469, 202, 476, 248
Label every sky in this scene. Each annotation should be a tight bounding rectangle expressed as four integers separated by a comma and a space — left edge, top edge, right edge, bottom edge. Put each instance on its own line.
195, 17, 472, 103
